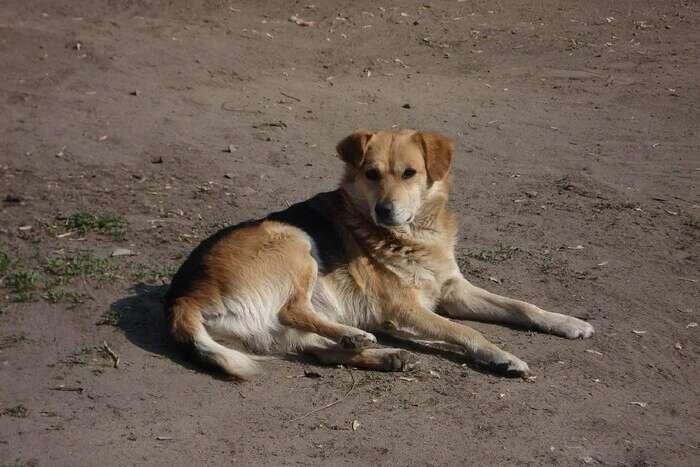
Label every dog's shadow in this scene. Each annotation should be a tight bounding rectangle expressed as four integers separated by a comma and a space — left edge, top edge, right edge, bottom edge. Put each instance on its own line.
111, 284, 510, 378
110, 283, 217, 376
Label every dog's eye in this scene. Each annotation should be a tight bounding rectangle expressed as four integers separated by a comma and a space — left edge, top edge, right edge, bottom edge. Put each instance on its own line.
365, 169, 381, 181
402, 168, 417, 180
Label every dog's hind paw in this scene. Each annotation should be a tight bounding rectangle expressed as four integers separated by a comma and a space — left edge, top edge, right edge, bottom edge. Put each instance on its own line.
381, 349, 418, 372
339, 331, 377, 350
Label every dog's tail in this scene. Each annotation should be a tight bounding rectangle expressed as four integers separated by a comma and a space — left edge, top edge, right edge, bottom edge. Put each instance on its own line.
168, 297, 259, 379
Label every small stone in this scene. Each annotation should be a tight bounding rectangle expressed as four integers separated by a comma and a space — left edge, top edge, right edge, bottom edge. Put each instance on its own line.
111, 248, 135, 257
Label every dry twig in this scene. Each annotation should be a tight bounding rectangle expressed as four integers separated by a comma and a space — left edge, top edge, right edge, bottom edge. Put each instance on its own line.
289, 370, 356, 422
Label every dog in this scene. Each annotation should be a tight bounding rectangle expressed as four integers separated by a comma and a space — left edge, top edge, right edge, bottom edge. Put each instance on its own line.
165, 129, 594, 379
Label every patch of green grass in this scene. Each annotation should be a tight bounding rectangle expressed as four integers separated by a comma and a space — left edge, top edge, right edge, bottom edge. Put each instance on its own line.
42, 288, 92, 306
59, 345, 112, 367
61, 212, 127, 239
1, 405, 28, 418
45, 253, 114, 279
129, 264, 175, 284
0, 251, 10, 274
11, 291, 37, 303
96, 309, 119, 326
464, 244, 518, 263
2, 265, 40, 302
5, 271, 38, 292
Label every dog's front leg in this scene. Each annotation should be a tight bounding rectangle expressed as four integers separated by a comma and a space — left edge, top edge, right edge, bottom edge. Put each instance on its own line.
439, 276, 594, 339
389, 304, 530, 376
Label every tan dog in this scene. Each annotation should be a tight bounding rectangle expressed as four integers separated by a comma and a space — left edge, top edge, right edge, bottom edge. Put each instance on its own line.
165, 130, 594, 379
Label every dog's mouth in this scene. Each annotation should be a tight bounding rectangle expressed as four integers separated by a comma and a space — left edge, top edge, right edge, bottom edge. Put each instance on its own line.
373, 214, 415, 228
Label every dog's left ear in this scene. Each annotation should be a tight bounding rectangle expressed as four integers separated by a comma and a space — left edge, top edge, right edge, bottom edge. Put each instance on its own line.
336, 130, 373, 167
414, 132, 453, 182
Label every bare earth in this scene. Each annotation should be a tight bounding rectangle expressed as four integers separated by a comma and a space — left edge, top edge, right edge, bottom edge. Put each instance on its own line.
1, 1, 699, 465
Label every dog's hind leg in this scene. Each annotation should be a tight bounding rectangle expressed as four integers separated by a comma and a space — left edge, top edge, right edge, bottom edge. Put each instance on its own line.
304, 343, 418, 372
276, 243, 380, 350
279, 288, 377, 351
440, 276, 595, 339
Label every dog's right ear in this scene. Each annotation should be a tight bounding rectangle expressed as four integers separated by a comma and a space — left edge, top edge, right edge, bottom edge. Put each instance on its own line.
336, 130, 373, 166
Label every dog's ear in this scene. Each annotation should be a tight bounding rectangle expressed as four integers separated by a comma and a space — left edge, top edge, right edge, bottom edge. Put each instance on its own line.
414, 132, 453, 182
336, 130, 373, 166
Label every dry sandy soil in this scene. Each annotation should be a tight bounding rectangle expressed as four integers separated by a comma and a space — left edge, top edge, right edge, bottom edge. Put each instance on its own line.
1, 1, 699, 465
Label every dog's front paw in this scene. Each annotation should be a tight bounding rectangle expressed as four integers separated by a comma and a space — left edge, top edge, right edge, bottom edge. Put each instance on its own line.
548, 314, 595, 339
339, 331, 377, 350
489, 353, 530, 378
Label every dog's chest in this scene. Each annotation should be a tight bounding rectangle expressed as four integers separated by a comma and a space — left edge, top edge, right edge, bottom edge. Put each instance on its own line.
325, 244, 450, 321
381, 252, 440, 292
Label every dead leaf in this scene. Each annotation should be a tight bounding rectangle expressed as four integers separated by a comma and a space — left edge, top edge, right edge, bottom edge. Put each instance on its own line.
351, 420, 360, 431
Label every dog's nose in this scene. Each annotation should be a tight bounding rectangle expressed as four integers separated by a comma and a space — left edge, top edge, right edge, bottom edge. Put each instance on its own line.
374, 202, 394, 222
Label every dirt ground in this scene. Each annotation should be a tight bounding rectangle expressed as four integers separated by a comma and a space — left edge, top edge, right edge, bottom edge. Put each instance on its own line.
1, 0, 698, 465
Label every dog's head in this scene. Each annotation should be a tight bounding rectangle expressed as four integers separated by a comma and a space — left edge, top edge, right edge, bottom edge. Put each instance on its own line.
337, 129, 453, 228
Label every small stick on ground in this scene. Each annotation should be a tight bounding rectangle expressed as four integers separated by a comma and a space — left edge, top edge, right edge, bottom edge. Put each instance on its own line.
289, 369, 356, 422
49, 385, 84, 393
280, 91, 301, 102
103, 341, 120, 368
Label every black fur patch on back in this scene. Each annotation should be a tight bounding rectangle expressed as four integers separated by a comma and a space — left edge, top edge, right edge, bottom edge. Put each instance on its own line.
266, 191, 347, 273
166, 191, 347, 310
165, 219, 263, 309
